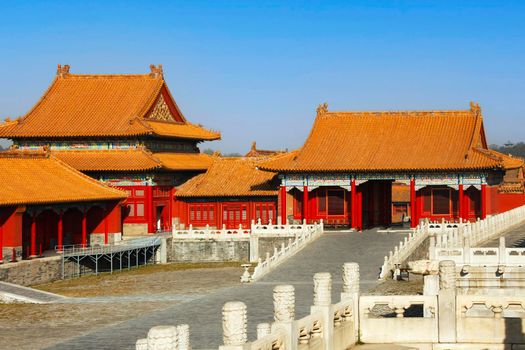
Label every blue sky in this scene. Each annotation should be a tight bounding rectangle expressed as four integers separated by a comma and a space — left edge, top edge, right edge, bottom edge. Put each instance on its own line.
0, 1, 523, 152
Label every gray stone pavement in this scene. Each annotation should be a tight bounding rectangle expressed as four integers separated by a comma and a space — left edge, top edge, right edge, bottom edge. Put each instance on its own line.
46, 230, 407, 350
481, 222, 525, 247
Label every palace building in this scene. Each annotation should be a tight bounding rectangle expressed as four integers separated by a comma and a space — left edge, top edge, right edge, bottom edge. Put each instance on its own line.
0, 151, 126, 261
260, 103, 525, 230
175, 157, 279, 228
0, 64, 220, 235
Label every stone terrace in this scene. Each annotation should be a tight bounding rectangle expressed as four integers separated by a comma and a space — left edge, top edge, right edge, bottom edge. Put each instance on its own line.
46, 229, 405, 350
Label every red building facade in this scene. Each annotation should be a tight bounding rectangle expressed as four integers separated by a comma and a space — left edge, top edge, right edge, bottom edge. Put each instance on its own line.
0, 152, 126, 262
0, 65, 220, 236
262, 103, 525, 230
175, 157, 279, 228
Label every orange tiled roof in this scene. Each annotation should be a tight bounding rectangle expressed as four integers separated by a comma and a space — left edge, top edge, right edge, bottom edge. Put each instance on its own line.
175, 157, 278, 198
52, 149, 162, 171
260, 102, 503, 172
154, 152, 213, 171
486, 149, 524, 170
0, 65, 220, 141
245, 141, 284, 158
0, 151, 126, 207
146, 120, 220, 140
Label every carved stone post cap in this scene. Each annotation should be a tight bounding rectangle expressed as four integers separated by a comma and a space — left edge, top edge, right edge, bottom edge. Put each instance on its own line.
313, 272, 332, 306
342, 262, 360, 293
222, 301, 247, 345
313, 272, 332, 281
223, 301, 247, 312
273, 284, 295, 322
274, 284, 295, 293
147, 325, 177, 348
176, 324, 190, 346
438, 260, 457, 291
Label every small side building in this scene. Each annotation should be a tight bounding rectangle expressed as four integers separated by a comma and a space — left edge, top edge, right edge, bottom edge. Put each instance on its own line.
174, 157, 279, 228
0, 151, 126, 262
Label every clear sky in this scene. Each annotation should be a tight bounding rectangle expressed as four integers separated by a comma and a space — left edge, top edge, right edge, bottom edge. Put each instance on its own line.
0, 1, 523, 152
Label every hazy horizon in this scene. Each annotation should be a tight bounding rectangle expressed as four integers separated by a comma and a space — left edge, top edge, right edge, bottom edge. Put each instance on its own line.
1, 1, 524, 153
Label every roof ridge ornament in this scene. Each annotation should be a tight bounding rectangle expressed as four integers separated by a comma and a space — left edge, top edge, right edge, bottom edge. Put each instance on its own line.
470, 101, 481, 117
149, 64, 164, 78
316, 103, 328, 117
57, 64, 70, 77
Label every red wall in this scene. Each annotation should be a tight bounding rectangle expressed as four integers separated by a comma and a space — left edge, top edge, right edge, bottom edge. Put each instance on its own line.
177, 199, 277, 229
496, 192, 525, 213
0, 206, 22, 247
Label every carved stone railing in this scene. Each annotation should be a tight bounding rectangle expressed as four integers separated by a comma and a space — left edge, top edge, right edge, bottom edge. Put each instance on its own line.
379, 222, 429, 279
435, 204, 525, 249
137, 260, 525, 349
173, 220, 322, 241
249, 221, 324, 281
173, 224, 251, 240
432, 236, 525, 267
359, 295, 438, 343
380, 204, 525, 279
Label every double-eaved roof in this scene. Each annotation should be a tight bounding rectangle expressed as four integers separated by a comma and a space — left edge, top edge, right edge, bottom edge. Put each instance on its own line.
176, 157, 278, 198
260, 102, 523, 173
0, 64, 220, 141
0, 151, 126, 207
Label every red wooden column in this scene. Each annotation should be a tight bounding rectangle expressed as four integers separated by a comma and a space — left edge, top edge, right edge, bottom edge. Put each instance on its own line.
280, 186, 287, 224
81, 211, 87, 248
104, 211, 109, 245
351, 179, 357, 229
481, 184, 487, 219
57, 212, 63, 252
30, 215, 37, 258
0, 224, 3, 263
356, 185, 363, 231
458, 184, 465, 221
303, 186, 309, 223
410, 178, 417, 228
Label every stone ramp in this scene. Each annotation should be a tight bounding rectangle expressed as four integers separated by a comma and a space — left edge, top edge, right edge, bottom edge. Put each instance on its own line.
0, 281, 67, 303
46, 229, 408, 349
481, 221, 525, 247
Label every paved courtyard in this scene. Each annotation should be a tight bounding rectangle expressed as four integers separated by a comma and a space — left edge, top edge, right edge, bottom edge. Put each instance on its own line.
44, 230, 406, 350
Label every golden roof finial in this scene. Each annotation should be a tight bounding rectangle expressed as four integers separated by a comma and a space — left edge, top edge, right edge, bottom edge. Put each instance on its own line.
57, 64, 70, 77
149, 64, 164, 78
316, 102, 328, 117
251, 141, 257, 150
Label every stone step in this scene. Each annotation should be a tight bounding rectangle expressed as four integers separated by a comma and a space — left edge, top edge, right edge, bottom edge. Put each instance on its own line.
0, 281, 67, 303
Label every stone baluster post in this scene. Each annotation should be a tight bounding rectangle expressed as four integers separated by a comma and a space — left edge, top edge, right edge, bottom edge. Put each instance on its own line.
311, 272, 333, 350
177, 324, 190, 350
272, 285, 296, 350
219, 302, 248, 350
257, 323, 271, 339
147, 325, 178, 350
136, 338, 148, 350
499, 236, 506, 266
429, 235, 436, 260
438, 260, 457, 343
249, 232, 259, 262
341, 262, 360, 339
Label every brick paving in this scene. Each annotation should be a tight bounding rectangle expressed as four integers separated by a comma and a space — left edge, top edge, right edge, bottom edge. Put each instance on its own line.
46, 229, 406, 350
